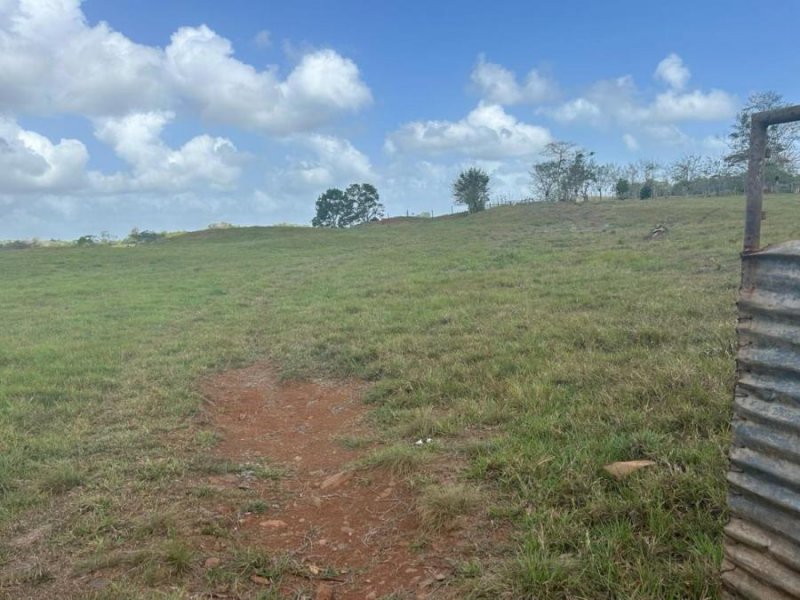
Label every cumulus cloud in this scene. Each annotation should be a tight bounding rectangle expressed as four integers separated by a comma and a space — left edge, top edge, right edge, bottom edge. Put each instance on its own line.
0, 118, 89, 193
92, 111, 243, 192
0, 1, 372, 134
165, 27, 372, 134
281, 134, 374, 190
654, 53, 690, 90
648, 89, 736, 121
544, 59, 735, 126
385, 102, 552, 159
470, 55, 558, 105
0, 0, 168, 116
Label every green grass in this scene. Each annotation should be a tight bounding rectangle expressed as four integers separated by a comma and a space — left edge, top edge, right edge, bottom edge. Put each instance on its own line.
2, 195, 799, 598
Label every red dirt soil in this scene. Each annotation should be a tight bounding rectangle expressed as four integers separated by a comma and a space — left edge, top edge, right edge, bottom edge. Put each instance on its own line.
201, 364, 458, 599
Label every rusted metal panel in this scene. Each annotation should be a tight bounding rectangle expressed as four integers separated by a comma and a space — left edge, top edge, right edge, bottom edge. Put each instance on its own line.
724, 242, 800, 599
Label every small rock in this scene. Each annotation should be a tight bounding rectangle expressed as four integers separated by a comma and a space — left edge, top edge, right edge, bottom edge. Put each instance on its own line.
204, 557, 222, 569
603, 460, 656, 479
320, 470, 353, 490
312, 495, 323, 508
308, 564, 321, 575
316, 582, 335, 600
415, 439, 424, 446
250, 575, 270, 585
318, 538, 328, 546
340, 526, 355, 536
259, 519, 288, 529
419, 577, 435, 588
434, 572, 446, 581
366, 592, 378, 600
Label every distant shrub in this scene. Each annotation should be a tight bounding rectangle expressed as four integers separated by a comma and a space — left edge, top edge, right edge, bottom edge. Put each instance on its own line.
0, 239, 37, 250
126, 228, 165, 244
76, 235, 97, 246
639, 182, 653, 200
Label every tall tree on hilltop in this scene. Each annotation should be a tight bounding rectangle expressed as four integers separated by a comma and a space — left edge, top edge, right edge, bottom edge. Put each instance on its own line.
453, 168, 490, 213
312, 184, 385, 228
346, 183, 384, 224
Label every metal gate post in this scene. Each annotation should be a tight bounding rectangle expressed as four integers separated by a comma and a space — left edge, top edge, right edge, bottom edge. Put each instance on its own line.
723, 105, 800, 599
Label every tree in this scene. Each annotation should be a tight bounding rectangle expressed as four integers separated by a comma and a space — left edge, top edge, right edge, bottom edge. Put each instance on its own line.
530, 142, 597, 202
453, 168, 490, 213
639, 182, 653, 199
615, 178, 630, 199
726, 91, 799, 178
346, 183, 384, 223
311, 184, 384, 228
594, 163, 618, 199
312, 188, 349, 228
670, 154, 703, 196
531, 161, 560, 201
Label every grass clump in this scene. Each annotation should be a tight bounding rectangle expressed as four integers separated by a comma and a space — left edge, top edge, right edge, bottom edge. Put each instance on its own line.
362, 443, 432, 476
39, 464, 84, 494
417, 483, 483, 530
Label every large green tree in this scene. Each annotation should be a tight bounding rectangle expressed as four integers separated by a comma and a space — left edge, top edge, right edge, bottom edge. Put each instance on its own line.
311, 183, 384, 228
453, 168, 490, 213
346, 183, 383, 224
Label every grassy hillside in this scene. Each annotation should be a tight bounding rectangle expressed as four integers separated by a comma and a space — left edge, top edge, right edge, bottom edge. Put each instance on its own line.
2, 195, 799, 598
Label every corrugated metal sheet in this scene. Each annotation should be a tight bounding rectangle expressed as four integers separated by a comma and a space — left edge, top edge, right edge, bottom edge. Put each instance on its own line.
723, 241, 800, 600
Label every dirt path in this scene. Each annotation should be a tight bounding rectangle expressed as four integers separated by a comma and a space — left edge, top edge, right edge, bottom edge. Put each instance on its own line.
202, 364, 458, 599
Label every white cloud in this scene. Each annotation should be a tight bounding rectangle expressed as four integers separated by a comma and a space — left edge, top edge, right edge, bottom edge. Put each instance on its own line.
93, 111, 243, 192
648, 89, 736, 121
622, 133, 639, 151
0, 118, 89, 193
386, 102, 552, 159
547, 98, 603, 123
0, 2, 372, 134
281, 134, 374, 190
0, 0, 168, 116
165, 27, 372, 134
654, 53, 690, 90
544, 58, 735, 126
470, 55, 558, 105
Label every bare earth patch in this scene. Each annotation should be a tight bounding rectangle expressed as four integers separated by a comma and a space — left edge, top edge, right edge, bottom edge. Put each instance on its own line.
0, 364, 499, 599
200, 364, 472, 599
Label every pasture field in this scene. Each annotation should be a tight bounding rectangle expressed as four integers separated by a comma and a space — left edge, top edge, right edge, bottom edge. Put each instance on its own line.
2, 195, 800, 599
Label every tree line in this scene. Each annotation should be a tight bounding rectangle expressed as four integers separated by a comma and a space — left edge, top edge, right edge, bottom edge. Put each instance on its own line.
310, 90, 799, 226
529, 91, 800, 203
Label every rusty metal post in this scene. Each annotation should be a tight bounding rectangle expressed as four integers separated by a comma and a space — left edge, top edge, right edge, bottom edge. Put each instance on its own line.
723, 104, 800, 600
743, 118, 768, 255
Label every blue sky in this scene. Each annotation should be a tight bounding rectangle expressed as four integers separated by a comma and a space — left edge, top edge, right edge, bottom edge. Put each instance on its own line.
2, 0, 799, 239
